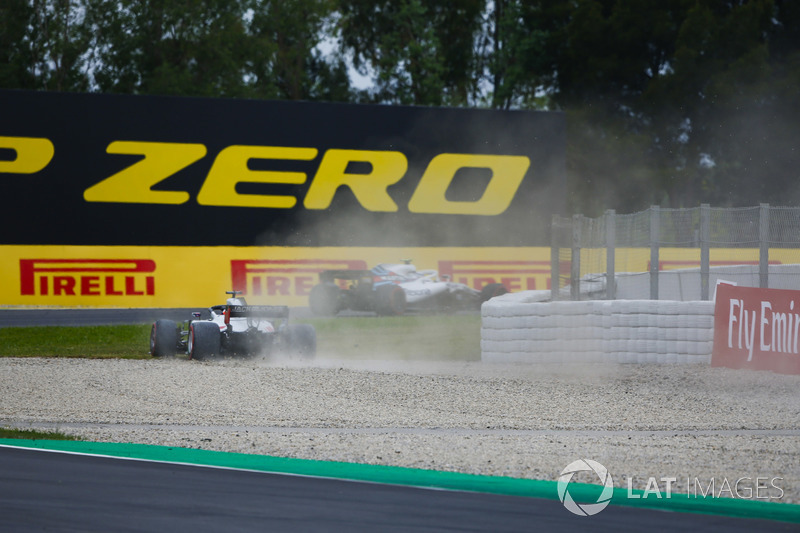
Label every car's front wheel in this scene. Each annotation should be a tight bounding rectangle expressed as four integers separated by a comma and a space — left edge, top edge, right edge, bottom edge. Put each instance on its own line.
189, 322, 221, 361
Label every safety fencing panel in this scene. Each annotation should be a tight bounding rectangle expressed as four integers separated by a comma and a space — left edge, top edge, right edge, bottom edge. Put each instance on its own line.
552, 205, 800, 301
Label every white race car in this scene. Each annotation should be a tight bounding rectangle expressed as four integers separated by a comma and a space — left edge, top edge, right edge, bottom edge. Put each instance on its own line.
308, 262, 508, 316
150, 291, 316, 360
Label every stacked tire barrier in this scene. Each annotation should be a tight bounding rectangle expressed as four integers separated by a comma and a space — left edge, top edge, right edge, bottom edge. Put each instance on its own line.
481, 292, 715, 364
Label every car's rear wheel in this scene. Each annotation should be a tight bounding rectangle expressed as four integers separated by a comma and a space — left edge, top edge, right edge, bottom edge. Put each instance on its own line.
375, 284, 406, 316
309, 283, 342, 316
284, 323, 317, 358
189, 321, 221, 361
150, 319, 179, 357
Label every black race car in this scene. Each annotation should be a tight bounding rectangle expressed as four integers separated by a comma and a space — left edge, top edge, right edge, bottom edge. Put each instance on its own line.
150, 291, 316, 360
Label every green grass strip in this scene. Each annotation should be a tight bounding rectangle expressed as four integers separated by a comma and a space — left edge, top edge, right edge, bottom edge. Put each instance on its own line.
0, 315, 482, 360
2, 439, 799, 523
0, 428, 75, 440
0, 325, 151, 358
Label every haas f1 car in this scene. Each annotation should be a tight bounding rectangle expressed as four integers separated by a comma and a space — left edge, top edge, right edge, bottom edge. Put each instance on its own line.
308, 262, 508, 316
150, 291, 316, 360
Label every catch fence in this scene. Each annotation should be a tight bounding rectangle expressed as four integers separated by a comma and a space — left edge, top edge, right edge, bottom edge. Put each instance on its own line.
551, 204, 800, 301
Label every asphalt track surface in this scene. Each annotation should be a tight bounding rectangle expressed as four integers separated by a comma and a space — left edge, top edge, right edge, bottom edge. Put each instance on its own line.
2, 445, 797, 532
3, 309, 799, 531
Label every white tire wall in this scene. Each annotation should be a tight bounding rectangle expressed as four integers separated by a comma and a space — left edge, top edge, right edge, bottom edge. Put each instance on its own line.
481, 293, 715, 364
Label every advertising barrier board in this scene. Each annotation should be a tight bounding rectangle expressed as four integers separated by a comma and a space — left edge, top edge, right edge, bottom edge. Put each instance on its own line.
1, 245, 553, 308
712, 284, 800, 374
4, 245, 798, 309
0, 90, 565, 247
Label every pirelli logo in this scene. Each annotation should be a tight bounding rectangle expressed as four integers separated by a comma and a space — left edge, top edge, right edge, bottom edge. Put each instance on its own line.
19, 259, 156, 296
438, 260, 552, 290
231, 259, 368, 297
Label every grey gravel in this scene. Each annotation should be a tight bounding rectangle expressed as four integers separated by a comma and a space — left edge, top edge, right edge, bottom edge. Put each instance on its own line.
1, 356, 798, 504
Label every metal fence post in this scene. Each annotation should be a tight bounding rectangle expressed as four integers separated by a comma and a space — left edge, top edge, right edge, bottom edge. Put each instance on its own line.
551, 214, 560, 301
700, 204, 710, 300
760, 203, 770, 288
650, 206, 659, 300
605, 209, 616, 300
571, 214, 581, 301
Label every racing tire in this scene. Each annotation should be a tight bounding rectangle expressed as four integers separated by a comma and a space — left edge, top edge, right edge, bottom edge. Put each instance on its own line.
375, 284, 406, 316
309, 283, 342, 316
150, 319, 179, 357
284, 323, 317, 358
479, 283, 508, 304
189, 321, 221, 361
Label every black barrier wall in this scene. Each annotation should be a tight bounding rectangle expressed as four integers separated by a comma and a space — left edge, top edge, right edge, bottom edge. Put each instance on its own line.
1, 90, 565, 246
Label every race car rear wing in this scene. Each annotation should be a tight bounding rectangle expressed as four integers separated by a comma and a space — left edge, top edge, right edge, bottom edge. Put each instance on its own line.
226, 305, 290, 319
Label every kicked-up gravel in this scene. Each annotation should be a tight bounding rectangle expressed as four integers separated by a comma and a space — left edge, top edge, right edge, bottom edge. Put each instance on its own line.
1, 356, 798, 504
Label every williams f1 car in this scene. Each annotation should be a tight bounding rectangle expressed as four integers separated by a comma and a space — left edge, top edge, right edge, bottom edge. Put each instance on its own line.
308, 262, 508, 316
150, 291, 316, 360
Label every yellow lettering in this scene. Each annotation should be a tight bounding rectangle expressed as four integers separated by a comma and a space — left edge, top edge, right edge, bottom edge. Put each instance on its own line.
79, 143, 528, 215
84, 141, 206, 204
197, 146, 318, 208
408, 154, 530, 215
0, 136, 54, 174
304, 149, 407, 212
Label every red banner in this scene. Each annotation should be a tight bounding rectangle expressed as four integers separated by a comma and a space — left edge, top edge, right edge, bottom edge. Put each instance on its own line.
712, 284, 800, 374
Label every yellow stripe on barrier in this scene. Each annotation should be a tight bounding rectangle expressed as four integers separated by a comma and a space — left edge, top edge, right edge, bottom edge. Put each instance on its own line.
0, 246, 551, 308
3, 246, 797, 308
